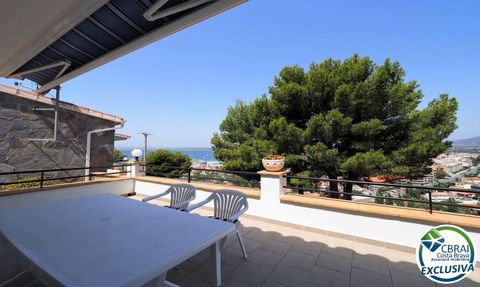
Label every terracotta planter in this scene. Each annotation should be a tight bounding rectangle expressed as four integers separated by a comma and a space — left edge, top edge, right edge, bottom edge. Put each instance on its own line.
262, 158, 285, 172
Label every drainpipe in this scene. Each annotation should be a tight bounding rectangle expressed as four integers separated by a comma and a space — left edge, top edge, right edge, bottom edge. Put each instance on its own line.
85, 121, 125, 181
53, 86, 60, 140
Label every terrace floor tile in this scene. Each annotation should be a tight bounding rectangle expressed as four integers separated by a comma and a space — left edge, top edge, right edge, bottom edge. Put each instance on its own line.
290, 239, 324, 257
315, 251, 352, 274
309, 265, 350, 287
259, 238, 293, 256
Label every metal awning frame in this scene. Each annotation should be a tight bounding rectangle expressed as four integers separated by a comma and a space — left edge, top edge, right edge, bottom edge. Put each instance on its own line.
143, 0, 214, 21
9, 60, 71, 81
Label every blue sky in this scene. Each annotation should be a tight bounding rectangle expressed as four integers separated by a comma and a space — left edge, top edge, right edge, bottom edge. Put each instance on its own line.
3, 0, 479, 148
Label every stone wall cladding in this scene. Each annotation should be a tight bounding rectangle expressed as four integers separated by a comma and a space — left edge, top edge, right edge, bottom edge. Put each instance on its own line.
0, 91, 115, 183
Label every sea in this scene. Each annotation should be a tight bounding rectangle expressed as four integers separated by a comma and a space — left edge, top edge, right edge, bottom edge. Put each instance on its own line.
118, 147, 217, 162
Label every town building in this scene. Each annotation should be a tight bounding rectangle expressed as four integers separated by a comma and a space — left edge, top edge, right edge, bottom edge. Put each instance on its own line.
465, 177, 480, 185
443, 162, 463, 174
433, 152, 478, 175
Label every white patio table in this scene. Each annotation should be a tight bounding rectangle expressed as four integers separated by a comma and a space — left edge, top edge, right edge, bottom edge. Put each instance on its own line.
0, 193, 235, 287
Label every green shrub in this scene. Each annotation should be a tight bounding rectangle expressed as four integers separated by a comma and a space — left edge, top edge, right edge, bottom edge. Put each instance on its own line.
374, 187, 394, 204
4, 176, 41, 191
289, 171, 315, 194
435, 170, 449, 179
113, 149, 127, 161
432, 198, 471, 214
3, 176, 65, 191
191, 170, 259, 188
146, 149, 192, 178
406, 188, 425, 199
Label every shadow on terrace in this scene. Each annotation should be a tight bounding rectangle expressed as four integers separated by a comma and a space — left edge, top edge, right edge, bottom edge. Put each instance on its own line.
1, 194, 479, 287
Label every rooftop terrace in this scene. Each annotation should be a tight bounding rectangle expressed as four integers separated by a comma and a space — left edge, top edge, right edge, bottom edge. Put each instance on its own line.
0, 174, 479, 287
2, 193, 479, 287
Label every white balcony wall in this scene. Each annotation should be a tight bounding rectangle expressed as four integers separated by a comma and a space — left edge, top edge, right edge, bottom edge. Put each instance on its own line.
134, 179, 480, 261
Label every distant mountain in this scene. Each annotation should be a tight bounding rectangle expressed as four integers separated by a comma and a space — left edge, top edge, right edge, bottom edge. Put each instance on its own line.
452, 136, 480, 147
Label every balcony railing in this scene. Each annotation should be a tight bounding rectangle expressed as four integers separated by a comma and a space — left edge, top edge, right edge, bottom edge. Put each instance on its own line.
141, 164, 260, 188
284, 174, 480, 214
0, 164, 132, 191
3, 162, 478, 216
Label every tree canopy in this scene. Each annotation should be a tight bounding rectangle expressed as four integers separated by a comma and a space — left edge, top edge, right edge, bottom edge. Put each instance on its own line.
146, 149, 191, 178
212, 55, 458, 198
113, 149, 127, 161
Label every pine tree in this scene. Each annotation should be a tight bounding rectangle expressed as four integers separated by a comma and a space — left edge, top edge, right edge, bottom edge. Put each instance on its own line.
212, 55, 458, 200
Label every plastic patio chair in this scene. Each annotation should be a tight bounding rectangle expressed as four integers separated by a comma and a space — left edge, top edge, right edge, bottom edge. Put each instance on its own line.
142, 183, 196, 210
185, 189, 249, 258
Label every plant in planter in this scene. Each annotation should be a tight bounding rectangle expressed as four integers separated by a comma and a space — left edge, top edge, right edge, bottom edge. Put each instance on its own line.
262, 154, 285, 172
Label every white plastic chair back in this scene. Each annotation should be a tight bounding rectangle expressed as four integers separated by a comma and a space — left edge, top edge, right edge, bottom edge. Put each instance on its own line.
212, 189, 248, 221
169, 184, 196, 209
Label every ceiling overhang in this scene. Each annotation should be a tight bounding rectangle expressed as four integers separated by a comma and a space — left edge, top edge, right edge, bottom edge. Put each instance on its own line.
0, 0, 246, 93
114, 133, 131, 141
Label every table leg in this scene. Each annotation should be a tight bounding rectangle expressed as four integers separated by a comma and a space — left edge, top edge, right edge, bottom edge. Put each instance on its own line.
141, 273, 179, 287
215, 240, 222, 287
164, 280, 180, 287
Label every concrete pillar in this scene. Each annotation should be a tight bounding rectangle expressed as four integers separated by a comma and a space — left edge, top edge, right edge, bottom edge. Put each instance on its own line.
258, 169, 290, 204
128, 161, 146, 177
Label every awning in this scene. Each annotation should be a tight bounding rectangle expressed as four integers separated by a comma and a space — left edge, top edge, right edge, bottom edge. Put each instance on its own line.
0, 0, 246, 93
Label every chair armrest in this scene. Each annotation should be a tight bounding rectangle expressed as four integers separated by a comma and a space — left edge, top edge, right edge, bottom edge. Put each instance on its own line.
171, 198, 193, 209
142, 190, 170, 202
184, 198, 211, 212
